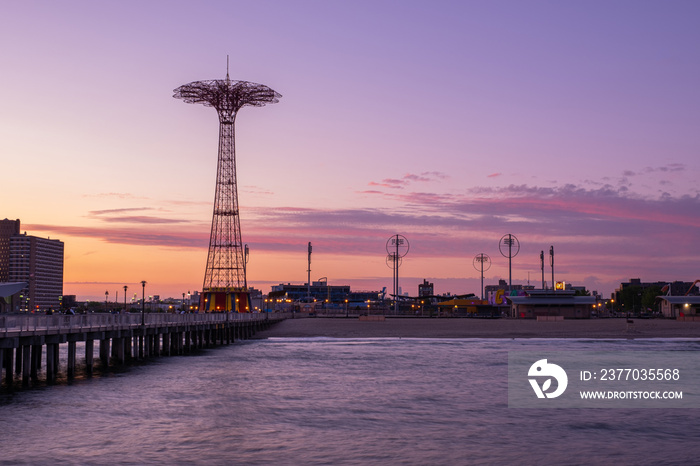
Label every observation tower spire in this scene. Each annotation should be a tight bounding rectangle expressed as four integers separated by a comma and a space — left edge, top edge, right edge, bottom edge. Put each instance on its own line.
173, 70, 281, 311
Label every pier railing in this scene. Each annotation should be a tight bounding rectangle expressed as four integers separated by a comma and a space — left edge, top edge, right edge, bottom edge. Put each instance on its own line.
0, 312, 273, 336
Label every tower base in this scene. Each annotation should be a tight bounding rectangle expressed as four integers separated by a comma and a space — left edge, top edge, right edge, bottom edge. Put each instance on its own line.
200, 287, 251, 312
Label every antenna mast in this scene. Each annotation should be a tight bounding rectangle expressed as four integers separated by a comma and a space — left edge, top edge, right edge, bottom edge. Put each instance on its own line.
307, 242, 312, 301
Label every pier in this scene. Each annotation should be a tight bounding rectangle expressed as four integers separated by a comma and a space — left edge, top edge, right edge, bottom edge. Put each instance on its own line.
0, 313, 283, 388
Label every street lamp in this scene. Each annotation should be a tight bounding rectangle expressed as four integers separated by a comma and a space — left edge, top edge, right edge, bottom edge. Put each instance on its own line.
141, 280, 147, 326
123, 285, 128, 313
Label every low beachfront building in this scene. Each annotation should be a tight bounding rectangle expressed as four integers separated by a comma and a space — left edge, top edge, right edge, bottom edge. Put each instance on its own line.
657, 296, 700, 320
508, 290, 597, 319
435, 297, 505, 317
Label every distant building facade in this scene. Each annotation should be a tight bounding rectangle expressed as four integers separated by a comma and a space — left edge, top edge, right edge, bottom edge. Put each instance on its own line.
248, 287, 263, 312
615, 278, 696, 300
0, 218, 20, 282
269, 282, 382, 303
485, 279, 536, 304
614, 278, 698, 315
418, 279, 434, 297
270, 282, 351, 302
1, 218, 64, 311
485, 279, 535, 295
62, 294, 77, 309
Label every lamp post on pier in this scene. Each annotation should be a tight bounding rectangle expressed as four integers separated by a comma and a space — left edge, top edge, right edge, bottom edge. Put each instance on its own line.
141, 281, 147, 326
123, 285, 128, 313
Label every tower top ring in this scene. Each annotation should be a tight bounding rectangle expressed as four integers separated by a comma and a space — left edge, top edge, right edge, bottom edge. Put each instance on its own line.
173, 79, 281, 122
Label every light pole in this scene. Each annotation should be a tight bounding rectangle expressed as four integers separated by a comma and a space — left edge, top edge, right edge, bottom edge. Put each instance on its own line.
473, 253, 491, 301
141, 280, 147, 326
499, 234, 520, 295
123, 285, 128, 313
549, 246, 554, 293
386, 234, 409, 314
307, 242, 312, 302
540, 251, 545, 289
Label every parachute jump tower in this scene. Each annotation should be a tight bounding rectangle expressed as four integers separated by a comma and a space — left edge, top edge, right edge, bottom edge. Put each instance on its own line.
173, 67, 281, 312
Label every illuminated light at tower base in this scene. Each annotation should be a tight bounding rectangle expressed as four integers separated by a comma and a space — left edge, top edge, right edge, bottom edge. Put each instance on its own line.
201, 288, 251, 313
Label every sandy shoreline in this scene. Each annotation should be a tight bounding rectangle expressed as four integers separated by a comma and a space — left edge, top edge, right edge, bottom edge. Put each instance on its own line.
253, 317, 700, 339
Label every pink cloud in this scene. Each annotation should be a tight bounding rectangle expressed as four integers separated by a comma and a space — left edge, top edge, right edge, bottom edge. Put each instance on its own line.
367, 172, 449, 190
101, 216, 189, 224
24, 224, 208, 249
86, 207, 194, 225
368, 178, 408, 189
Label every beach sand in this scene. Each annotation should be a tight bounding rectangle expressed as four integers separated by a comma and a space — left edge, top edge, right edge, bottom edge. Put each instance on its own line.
254, 317, 700, 339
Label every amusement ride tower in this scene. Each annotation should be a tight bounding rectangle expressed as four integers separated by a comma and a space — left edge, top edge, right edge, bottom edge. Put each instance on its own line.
173, 68, 281, 311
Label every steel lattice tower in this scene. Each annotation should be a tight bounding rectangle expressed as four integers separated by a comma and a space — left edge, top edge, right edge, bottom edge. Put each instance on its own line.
173, 70, 280, 311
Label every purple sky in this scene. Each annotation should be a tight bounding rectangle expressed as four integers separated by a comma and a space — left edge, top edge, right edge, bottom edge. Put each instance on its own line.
1, 1, 698, 300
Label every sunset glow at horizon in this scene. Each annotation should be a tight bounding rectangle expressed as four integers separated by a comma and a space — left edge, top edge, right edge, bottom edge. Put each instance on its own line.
2, 1, 698, 301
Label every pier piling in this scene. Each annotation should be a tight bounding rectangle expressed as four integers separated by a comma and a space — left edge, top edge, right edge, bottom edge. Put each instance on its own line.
86, 339, 94, 375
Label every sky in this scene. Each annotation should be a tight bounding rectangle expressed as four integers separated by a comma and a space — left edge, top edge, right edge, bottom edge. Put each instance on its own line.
1, 0, 698, 302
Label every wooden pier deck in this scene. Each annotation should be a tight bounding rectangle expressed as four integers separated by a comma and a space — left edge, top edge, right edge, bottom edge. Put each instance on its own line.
0, 312, 284, 388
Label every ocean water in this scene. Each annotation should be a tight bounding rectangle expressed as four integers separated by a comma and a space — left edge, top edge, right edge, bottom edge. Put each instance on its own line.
1, 338, 699, 465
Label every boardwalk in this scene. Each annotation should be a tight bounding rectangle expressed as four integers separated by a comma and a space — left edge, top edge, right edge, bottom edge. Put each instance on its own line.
0, 312, 283, 388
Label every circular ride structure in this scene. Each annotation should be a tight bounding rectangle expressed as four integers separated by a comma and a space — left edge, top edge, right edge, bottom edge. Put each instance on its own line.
386, 235, 409, 313
473, 253, 492, 300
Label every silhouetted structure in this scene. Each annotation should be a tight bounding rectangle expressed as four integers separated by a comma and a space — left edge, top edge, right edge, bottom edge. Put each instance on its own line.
418, 279, 434, 297
0, 219, 63, 312
174, 69, 280, 311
